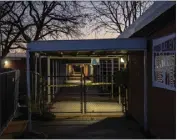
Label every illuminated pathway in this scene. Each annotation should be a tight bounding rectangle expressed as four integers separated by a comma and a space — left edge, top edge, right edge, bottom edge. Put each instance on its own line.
50, 87, 123, 115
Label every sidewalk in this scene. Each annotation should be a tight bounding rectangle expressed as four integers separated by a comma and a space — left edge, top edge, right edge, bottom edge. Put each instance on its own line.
0, 120, 28, 139
32, 116, 145, 139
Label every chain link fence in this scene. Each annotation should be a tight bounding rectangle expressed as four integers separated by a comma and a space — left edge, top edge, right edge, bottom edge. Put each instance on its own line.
0, 70, 20, 135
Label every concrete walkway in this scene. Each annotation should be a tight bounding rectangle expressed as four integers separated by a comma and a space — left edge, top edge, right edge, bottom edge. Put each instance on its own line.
51, 98, 122, 113
32, 116, 145, 139
0, 120, 28, 139
51, 87, 122, 114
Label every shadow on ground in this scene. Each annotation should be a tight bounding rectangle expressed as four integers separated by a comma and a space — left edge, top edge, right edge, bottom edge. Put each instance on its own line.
32, 116, 145, 139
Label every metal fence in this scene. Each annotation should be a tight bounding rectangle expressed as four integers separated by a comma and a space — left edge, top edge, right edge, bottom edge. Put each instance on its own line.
0, 70, 20, 135
19, 71, 48, 115
30, 71, 48, 114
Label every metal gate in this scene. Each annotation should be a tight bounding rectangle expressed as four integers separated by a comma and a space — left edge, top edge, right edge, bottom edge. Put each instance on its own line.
33, 57, 128, 114
47, 74, 128, 114
47, 75, 84, 113
83, 75, 123, 114
45, 57, 128, 114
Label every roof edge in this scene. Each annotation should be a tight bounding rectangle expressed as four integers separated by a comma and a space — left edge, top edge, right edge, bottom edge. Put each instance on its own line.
118, 1, 176, 38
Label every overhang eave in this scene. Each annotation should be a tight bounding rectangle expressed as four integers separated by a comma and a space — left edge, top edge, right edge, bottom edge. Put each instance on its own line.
27, 38, 147, 52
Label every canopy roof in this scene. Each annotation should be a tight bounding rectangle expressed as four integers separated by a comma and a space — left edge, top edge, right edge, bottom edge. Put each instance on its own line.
27, 38, 146, 54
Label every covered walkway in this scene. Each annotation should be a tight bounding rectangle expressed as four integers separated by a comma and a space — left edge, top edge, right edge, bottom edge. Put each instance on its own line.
26, 38, 147, 132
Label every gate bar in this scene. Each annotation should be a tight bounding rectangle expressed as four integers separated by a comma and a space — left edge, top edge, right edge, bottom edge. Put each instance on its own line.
49, 56, 123, 59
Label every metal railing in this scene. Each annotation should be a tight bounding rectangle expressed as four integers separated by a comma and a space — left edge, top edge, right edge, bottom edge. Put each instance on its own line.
0, 70, 20, 135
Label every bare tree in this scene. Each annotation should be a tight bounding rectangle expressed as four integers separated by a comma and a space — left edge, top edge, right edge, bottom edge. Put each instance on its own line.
0, 2, 16, 58
90, 1, 153, 36
0, 1, 87, 58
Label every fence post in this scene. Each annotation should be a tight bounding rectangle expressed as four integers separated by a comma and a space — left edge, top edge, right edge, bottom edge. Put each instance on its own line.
0, 70, 21, 135
14, 70, 20, 114
27, 51, 32, 132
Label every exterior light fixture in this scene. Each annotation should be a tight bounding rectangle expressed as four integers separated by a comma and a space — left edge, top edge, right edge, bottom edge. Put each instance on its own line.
4, 60, 10, 68
4, 60, 9, 65
120, 58, 124, 63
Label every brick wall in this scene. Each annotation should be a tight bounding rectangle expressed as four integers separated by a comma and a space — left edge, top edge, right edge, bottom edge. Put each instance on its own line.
128, 19, 176, 138
128, 52, 144, 126
147, 20, 176, 138
3, 58, 26, 71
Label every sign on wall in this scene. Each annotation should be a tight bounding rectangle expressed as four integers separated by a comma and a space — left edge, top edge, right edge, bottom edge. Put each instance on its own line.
152, 33, 176, 91
91, 58, 100, 65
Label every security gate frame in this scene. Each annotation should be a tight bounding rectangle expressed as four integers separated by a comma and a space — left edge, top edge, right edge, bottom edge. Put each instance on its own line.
26, 38, 147, 131
83, 75, 124, 114
46, 74, 126, 114
44, 57, 126, 114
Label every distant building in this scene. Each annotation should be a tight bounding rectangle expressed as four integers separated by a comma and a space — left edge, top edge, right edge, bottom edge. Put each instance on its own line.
1, 49, 26, 71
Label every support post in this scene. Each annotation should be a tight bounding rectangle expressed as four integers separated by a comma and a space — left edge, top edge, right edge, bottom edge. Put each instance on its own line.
144, 50, 148, 131
118, 57, 121, 104
126, 55, 130, 112
58, 61, 60, 91
35, 53, 38, 104
39, 54, 43, 105
101, 60, 103, 90
52, 59, 55, 99
97, 65, 99, 82
47, 57, 51, 103
103, 60, 105, 91
99, 61, 101, 83
55, 59, 57, 95
39, 54, 42, 76
66, 64, 68, 81
111, 58, 114, 99
56, 60, 58, 94
106, 60, 108, 90
26, 51, 32, 131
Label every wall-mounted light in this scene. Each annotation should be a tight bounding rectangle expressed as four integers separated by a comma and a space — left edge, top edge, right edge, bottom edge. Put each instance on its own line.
120, 58, 124, 63
4, 60, 9, 65
4, 60, 10, 68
